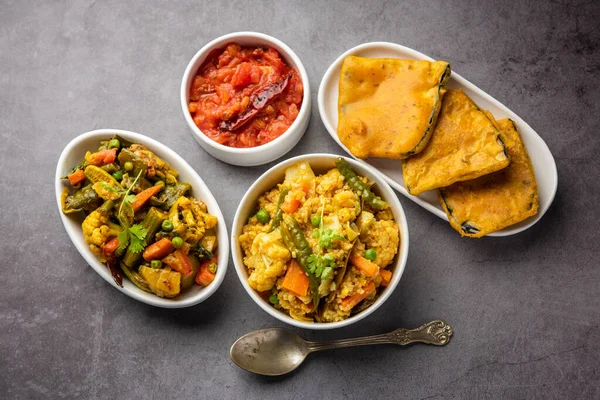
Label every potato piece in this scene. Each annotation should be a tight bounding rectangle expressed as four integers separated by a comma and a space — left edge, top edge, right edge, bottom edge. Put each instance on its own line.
139, 266, 181, 298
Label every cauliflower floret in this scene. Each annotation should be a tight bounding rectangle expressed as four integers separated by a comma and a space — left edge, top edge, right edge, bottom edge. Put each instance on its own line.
81, 206, 122, 259
361, 219, 399, 267
247, 230, 291, 292
168, 196, 218, 245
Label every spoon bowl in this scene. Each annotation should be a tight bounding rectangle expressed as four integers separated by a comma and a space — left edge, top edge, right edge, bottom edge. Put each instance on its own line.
230, 328, 310, 376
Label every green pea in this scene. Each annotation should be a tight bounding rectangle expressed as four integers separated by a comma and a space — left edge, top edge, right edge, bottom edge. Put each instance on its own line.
108, 139, 120, 149
269, 294, 279, 305
162, 220, 173, 232
172, 236, 183, 249
255, 209, 270, 224
124, 161, 134, 172
364, 249, 377, 261
150, 260, 162, 269
111, 170, 123, 181
310, 214, 321, 227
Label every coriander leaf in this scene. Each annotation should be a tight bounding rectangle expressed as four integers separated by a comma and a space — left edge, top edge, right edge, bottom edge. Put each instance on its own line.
128, 233, 145, 254
128, 224, 147, 241
125, 194, 136, 203
318, 229, 345, 249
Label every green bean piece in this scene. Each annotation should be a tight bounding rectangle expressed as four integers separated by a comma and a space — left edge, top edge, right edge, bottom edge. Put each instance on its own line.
268, 187, 290, 233
335, 157, 388, 211
62, 184, 101, 214
122, 207, 167, 268
120, 262, 152, 293
282, 214, 321, 309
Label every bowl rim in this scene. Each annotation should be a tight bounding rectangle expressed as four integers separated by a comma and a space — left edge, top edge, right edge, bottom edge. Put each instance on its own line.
230, 153, 409, 330
55, 128, 229, 308
180, 31, 311, 155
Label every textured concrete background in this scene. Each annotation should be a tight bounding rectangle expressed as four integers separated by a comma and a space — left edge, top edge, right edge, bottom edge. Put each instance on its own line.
1, 0, 599, 399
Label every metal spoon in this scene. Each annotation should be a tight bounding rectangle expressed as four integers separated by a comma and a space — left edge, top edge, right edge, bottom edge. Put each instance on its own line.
230, 320, 453, 376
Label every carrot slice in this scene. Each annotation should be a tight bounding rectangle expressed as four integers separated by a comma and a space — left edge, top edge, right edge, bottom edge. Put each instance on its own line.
350, 255, 380, 277
196, 255, 217, 286
142, 238, 174, 261
102, 237, 120, 258
68, 169, 86, 186
281, 259, 309, 297
87, 148, 117, 166
131, 185, 163, 212
379, 269, 392, 287
280, 198, 301, 214
163, 249, 193, 276
340, 282, 376, 309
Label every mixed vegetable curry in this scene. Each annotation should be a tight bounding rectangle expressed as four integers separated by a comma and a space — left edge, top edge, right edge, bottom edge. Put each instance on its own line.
61, 135, 219, 298
239, 158, 400, 322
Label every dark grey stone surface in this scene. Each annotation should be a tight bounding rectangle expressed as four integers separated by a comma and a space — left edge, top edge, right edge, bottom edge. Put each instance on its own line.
1, 0, 599, 398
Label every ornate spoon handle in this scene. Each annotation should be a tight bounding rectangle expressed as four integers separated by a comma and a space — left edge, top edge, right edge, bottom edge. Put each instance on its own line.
306, 320, 453, 353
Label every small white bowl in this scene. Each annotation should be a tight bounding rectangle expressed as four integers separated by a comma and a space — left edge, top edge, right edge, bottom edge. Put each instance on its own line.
55, 129, 229, 308
231, 154, 410, 330
180, 32, 311, 166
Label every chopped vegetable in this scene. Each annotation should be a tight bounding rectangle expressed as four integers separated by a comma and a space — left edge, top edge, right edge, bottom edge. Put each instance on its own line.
171, 236, 183, 249
281, 259, 310, 297
139, 265, 180, 297
379, 269, 392, 287
336, 157, 388, 211
82, 201, 123, 259
196, 255, 217, 286
350, 255, 380, 277
131, 185, 163, 212
341, 282, 376, 309
256, 209, 270, 224
310, 214, 321, 227
162, 249, 193, 276
161, 220, 173, 232
67, 169, 86, 186
108, 139, 120, 149
364, 249, 377, 261
121, 207, 166, 268
142, 238, 174, 261
86, 148, 117, 166
280, 196, 301, 214
150, 260, 162, 269
269, 187, 290, 232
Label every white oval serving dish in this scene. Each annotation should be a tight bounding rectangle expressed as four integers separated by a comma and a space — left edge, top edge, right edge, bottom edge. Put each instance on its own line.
318, 42, 558, 237
55, 129, 229, 308
231, 154, 409, 330
181, 31, 311, 166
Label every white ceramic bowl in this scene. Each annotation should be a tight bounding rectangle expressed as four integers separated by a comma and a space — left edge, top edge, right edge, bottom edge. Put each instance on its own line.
180, 31, 311, 166
318, 42, 558, 236
231, 154, 409, 330
55, 129, 229, 308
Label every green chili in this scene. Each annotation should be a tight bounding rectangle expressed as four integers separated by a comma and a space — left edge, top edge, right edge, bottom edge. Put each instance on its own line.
335, 157, 388, 211
282, 214, 321, 309
268, 187, 290, 232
